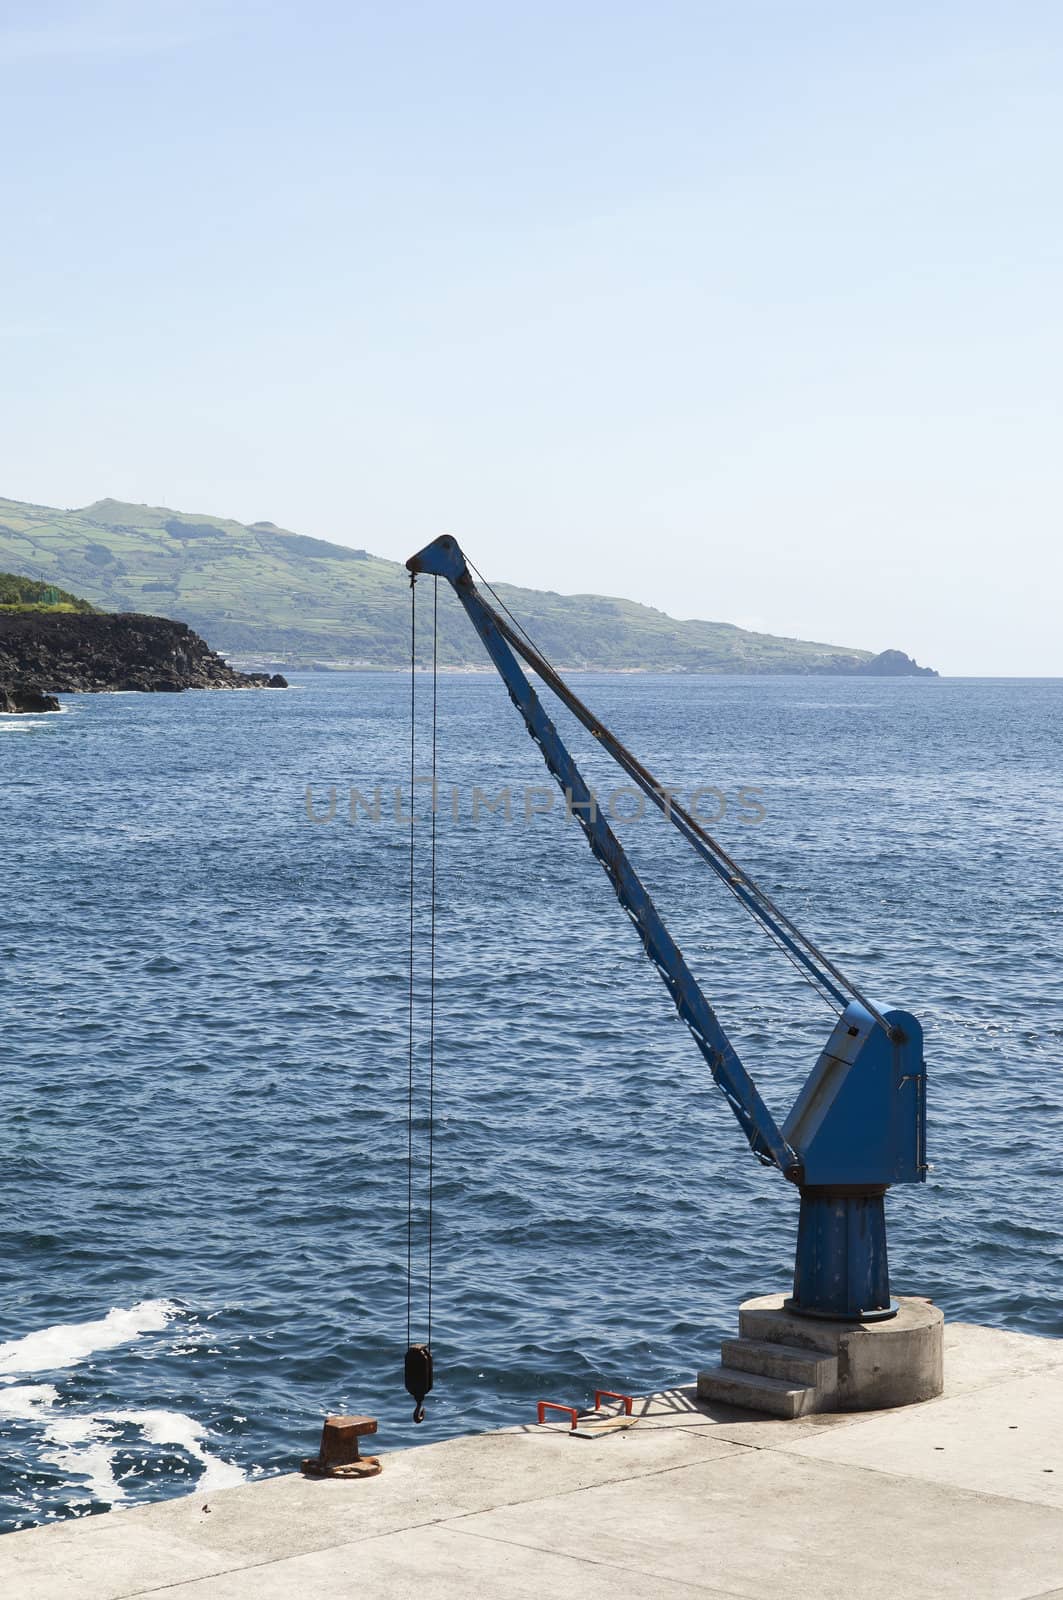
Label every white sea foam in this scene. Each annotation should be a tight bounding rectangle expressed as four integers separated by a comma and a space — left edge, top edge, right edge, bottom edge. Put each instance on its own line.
0, 1383, 59, 1419
39, 1415, 124, 1504
0, 1303, 244, 1502
0, 1385, 124, 1501
0, 702, 71, 725
0, 1299, 178, 1376
102, 1410, 245, 1492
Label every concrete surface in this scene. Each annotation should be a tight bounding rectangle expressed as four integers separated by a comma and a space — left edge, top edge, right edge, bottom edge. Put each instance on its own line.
2, 1320, 1062, 1599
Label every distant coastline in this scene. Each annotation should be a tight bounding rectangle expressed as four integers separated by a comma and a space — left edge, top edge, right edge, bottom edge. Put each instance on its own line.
229, 652, 936, 679
0, 494, 938, 677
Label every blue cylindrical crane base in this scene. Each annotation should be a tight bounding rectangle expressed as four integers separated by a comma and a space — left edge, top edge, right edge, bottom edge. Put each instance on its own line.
786, 1186, 896, 1322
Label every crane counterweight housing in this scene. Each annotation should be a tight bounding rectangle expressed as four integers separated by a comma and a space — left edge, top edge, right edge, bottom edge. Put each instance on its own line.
406, 534, 929, 1326
784, 1004, 925, 1188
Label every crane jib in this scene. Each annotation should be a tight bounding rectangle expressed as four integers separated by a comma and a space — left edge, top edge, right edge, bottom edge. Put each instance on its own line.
405, 533, 928, 1322
408, 535, 799, 1175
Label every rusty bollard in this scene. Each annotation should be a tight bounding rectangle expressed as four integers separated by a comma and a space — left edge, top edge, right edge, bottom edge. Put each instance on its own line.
302, 1414, 382, 1479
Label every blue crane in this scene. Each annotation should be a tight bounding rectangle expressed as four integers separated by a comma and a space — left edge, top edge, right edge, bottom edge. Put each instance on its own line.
406, 535, 926, 1325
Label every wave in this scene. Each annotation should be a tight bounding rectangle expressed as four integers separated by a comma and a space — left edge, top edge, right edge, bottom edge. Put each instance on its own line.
39, 1413, 125, 1504
0, 1303, 244, 1504
0, 1298, 179, 1376
0, 703, 72, 724
0, 1382, 59, 1419
101, 1410, 245, 1493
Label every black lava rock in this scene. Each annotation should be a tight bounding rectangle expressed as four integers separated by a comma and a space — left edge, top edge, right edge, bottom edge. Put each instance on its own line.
0, 684, 61, 714
0, 611, 291, 710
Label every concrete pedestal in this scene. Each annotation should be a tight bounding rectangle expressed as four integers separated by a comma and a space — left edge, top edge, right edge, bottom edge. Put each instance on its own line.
698, 1293, 944, 1416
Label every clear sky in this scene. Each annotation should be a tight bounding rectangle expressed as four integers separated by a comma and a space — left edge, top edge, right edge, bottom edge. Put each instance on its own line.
2, 2, 1060, 674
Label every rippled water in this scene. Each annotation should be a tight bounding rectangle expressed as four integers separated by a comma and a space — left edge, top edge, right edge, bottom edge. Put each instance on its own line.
2, 671, 1061, 1531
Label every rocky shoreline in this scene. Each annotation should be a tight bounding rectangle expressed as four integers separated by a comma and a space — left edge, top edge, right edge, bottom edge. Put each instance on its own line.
0, 612, 287, 713
837, 648, 937, 677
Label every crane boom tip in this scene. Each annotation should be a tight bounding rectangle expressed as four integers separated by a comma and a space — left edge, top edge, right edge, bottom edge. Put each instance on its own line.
406, 535, 467, 581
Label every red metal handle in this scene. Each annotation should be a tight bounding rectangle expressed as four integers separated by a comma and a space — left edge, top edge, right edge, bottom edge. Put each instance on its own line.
594, 1390, 634, 1416
537, 1401, 579, 1429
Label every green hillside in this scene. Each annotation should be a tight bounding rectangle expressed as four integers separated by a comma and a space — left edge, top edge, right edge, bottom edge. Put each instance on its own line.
0, 495, 878, 671
0, 571, 95, 613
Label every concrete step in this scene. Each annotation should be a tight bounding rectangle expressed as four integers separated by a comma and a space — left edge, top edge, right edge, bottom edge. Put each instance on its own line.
696, 1364, 818, 1419
720, 1337, 837, 1389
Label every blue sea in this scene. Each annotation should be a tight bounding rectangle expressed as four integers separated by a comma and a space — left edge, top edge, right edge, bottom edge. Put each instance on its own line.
2, 670, 1061, 1532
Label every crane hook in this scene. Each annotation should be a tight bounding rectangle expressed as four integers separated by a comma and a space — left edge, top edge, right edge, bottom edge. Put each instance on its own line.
404, 1343, 433, 1425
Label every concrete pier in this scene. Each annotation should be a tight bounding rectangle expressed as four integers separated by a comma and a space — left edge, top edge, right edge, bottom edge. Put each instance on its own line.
3, 1320, 1062, 1599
